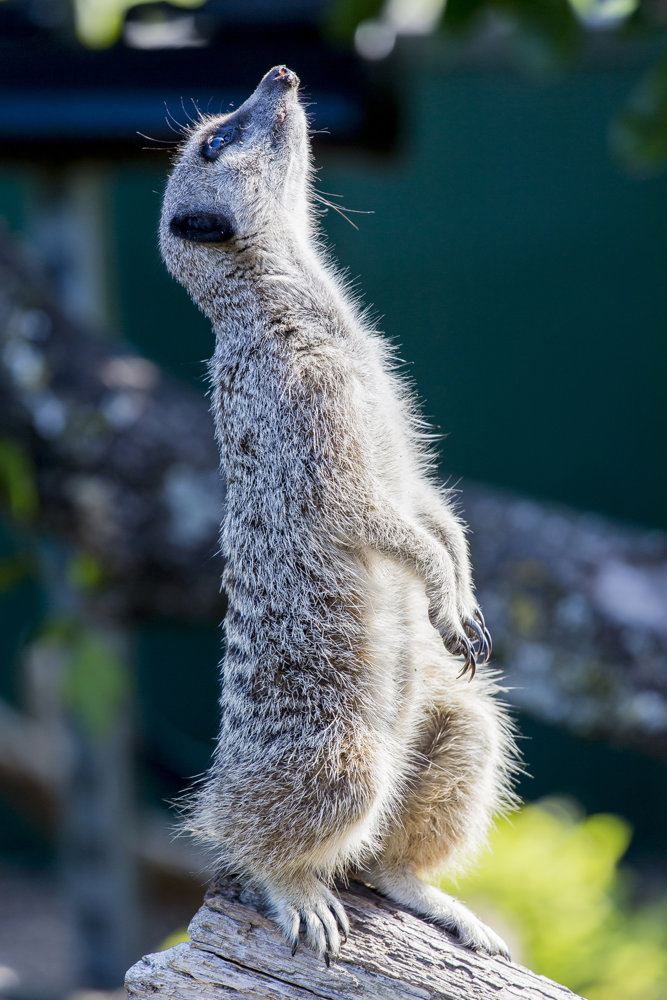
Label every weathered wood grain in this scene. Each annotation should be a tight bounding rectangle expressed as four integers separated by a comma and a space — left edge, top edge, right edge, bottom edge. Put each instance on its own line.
125, 878, 583, 1000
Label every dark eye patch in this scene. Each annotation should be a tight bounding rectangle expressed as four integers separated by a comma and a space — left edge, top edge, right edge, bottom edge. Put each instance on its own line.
202, 126, 239, 161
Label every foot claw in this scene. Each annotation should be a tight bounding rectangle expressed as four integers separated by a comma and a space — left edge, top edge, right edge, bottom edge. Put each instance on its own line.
329, 896, 350, 943
366, 867, 510, 960
269, 884, 348, 960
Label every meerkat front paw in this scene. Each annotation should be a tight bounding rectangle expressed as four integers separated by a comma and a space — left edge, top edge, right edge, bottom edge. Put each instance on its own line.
420, 506, 492, 674
262, 878, 350, 965
426, 589, 491, 678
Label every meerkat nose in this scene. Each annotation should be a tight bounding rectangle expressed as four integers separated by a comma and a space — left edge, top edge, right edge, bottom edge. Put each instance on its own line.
270, 65, 300, 89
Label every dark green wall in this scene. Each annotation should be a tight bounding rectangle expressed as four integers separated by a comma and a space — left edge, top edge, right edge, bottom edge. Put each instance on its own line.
320, 64, 667, 530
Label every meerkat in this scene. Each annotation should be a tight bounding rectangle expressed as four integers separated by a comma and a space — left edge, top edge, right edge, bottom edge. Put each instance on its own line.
159, 65, 517, 964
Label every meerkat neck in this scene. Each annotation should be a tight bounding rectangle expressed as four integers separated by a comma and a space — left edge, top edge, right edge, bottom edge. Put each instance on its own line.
206, 234, 357, 348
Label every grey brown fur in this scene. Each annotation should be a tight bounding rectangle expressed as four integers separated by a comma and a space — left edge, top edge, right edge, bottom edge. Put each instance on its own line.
159, 66, 518, 963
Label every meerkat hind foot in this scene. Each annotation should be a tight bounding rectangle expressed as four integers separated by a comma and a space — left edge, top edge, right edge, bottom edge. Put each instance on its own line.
365, 865, 510, 960
262, 878, 349, 963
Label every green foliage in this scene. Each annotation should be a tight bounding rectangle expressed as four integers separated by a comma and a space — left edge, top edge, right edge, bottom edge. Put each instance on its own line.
72, 0, 204, 48
442, 0, 487, 30
0, 438, 38, 523
441, 799, 667, 1000
325, 0, 385, 41
571, 0, 639, 19
611, 53, 667, 173
442, 0, 582, 72
159, 927, 190, 950
0, 554, 32, 594
59, 627, 130, 738
67, 550, 106, 592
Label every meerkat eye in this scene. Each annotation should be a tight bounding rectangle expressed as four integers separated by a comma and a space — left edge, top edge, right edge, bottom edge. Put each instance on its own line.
202, 128, 238, 161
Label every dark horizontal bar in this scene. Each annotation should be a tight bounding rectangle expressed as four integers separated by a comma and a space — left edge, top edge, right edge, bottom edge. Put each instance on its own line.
0, 33, 398, 157
0, 90, 363, 141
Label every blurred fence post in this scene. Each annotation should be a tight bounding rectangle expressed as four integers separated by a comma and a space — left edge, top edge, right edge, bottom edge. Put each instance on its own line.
21, 159, 139, 987
40, 541, 139, 989
24, 164, 115, 331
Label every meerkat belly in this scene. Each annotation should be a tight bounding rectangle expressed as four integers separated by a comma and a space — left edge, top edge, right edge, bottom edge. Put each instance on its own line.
358, 547, 435, 742
221, 490, 389, 713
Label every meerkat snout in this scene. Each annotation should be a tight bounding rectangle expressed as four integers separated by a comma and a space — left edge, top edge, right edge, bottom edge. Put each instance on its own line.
159, 64, 310, 284
271, 64, 300, 88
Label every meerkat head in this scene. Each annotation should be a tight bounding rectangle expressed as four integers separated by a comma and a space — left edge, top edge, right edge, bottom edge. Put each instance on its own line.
160, 66, 311, 293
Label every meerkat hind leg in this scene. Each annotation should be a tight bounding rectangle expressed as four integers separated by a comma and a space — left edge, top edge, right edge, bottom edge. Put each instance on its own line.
364, 864, 510, 959
360, 668, 515, 959
261, 873, 350, 962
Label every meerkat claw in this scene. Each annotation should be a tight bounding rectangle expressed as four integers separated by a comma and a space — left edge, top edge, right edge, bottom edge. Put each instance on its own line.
329, 896, 350, 943
473, 608, 493, 662
435, 622, 478, 677
453, 634, 477, 678
465, 614, 492, 664
465, 617, 485, 655
483, 626, 492, 661
315, 902, 342, 958
461, 652, 477, 679
269, 885, 348, 962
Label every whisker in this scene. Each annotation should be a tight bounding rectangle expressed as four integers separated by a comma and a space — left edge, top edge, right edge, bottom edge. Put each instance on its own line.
191, 97, 204, 122
314, 189, 373, 213
180, 95, 198, 126
313, 193, 360, 230
137, 131, 179, 146
164, 103, 189, 137
312, 191, 374, 230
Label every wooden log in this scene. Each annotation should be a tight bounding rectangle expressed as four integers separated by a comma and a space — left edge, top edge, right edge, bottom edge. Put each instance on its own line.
125, 877, 583, 1000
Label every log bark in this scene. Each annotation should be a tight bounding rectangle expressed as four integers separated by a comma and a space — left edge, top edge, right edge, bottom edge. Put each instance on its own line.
125, 877, 582, 1000
1, 229, 666, 755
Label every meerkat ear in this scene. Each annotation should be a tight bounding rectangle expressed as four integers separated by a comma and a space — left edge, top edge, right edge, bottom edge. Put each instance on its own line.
169, 211, 235, 244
